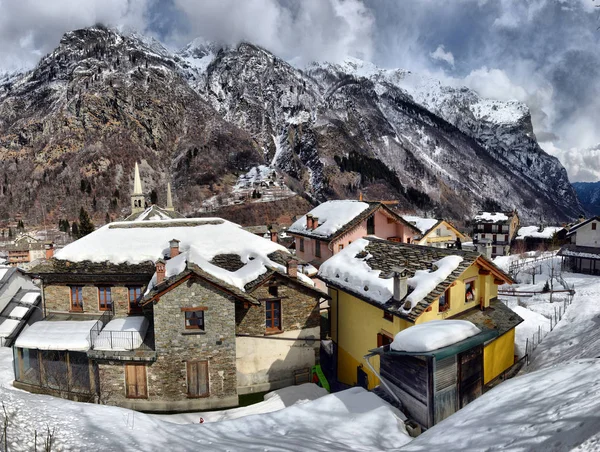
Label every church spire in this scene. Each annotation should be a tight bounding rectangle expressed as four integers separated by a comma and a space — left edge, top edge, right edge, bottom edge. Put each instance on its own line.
131, 162, 145, 215
166, 182, 174, 211
133, 162, 143, 195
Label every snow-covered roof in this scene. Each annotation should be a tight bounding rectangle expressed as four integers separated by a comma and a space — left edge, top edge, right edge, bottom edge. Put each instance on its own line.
92, 317, 148, 351
0, 319, 20, 338
54, 218, 287, 267
19, 292, 40, 304
516, 226, 562, 240
7, 306, 29, 320
401, 215, 439, 235
474, 211, 509, 223
289, 200, 371, 239
318, 238, 479, 320
14, 320, 98, 351
390, 320, 481, 352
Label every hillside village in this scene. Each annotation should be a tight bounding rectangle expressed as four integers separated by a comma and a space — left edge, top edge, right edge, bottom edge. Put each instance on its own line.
0, 163, 598, 450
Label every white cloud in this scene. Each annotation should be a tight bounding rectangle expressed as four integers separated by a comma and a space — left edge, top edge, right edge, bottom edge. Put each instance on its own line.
169, 0, 374, 64
429, 45, 454, 67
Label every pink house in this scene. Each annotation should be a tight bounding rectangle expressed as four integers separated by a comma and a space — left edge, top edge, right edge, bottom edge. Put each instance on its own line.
288, 201, 420, 268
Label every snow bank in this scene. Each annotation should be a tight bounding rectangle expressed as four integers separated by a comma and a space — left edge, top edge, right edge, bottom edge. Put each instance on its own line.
0, 346, 412, 451
14, 320, 98, 351
516, 225, 562, 240
401, 215, 438, 234
289, 200, 370, 238
318, 239, 392, 303
404, 255, 463, 311
474, 212, 508, 222
511, 305, 549, 357
403, 359, 600, 451
391, 320, 481, 352
93, 317, 148, 351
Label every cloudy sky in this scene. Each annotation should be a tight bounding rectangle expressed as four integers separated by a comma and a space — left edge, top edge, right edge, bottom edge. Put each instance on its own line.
0, 0, 599, 182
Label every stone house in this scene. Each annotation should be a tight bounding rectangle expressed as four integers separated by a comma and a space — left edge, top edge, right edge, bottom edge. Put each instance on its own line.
18, 217, 323, 412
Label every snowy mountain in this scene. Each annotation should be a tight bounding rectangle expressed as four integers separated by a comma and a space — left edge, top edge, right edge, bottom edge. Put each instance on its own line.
0, 26, 583, 223
572, 181, 600, 216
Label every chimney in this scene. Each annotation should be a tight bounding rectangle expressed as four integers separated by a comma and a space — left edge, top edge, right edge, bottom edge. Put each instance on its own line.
270, 230, 278, 243
312, 217, 319, 230
287, 258, 298, 279
169, 239, 180, 258
44, 243, 54, 260
476, 242, 492, 259
156, 258, 166, 284
306, 214, 313, 230
390, 266, 409, 302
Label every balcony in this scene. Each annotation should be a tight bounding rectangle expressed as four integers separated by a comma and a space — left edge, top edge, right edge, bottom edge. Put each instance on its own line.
88, 316, 155, 361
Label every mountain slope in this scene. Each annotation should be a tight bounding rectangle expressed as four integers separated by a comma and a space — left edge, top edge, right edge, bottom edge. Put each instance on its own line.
0, 27, 583, 224
181, 41, 580, 222
573, 181, 600, 216
0, 26, 262, 223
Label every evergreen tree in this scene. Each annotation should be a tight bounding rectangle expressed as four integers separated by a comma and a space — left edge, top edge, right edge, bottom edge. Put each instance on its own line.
78, 207, 95, 238
17, 219, 24, 230
150, 189, 158, 205
92, 196, 97, 211
71, 221, 79, 237
8, 228, 12, 238
105, 212, 110, 224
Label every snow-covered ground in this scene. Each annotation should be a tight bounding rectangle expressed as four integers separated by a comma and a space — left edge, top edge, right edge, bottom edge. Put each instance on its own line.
401, 359, 600, 451
0, 348, 411, 451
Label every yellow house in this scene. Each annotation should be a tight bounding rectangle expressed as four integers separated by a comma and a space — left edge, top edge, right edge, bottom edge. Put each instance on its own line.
318, 237, 521, 389
402, 215, 468, 248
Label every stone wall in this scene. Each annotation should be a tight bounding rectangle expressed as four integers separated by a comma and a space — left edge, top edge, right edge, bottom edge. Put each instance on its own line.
43, 283, 136, 317
236, 274, 321, 393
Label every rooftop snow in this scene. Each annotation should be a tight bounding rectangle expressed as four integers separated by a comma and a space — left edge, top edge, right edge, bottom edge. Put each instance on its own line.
318, 239, 463, 310
7, 306, 29, 320
19, 292, 40, 304
516, 226, 562, 240
93, 317, 148, 351
390, 320, 480, 352
401, 215, 439, 235
474, 212, 509, 222
289, 200, 370, 239
54, 218, 288, 267
14, 320, 99, 351
0, 319, 19, 338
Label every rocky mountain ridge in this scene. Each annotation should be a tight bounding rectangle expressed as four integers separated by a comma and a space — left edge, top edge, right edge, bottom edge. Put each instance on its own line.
0, 26, 583, 225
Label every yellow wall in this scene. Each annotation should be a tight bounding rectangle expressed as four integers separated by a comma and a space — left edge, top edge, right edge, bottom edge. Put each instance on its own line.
483, 329, 515, 383
332, 261, 510, 389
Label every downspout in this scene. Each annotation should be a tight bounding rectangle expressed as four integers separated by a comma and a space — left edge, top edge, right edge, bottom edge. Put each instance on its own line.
364, 351, 403, 408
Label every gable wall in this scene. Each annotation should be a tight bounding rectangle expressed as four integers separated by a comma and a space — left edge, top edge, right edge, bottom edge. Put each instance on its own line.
574, 220, 600, 247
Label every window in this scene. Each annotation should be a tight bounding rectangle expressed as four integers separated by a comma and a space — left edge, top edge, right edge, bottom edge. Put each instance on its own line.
98, 287, 113, 311
383, 311, 393, 322
593, 223, 597, 231
182, 308, 205, 330
70, 286, 83, 311
266, 300, 282, 331
377, 332, 393, 347
492, 234, 497, 244
338, 244, 344, 252
492, 224, 498, 232
315, 240, 321, 258
436, 228, 442, 237
187, 361, 209, 397
299, 238, 304, 252
125, 364, 147, 399
465, 279, 476, 303
367, 216, 375, 235
268, 285, 278, 297
128, 287, 143, 313
439, 288, 451, 312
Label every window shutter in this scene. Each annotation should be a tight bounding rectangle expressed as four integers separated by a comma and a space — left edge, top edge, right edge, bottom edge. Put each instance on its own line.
377, 333, 383, 347
198, 361, 208, 396
187, 362, 198, 396
136, 366, 147, 398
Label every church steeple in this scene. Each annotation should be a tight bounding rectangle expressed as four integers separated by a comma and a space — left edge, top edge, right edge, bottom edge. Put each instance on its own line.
166, 182, 174, 211
131, 162, 145, 214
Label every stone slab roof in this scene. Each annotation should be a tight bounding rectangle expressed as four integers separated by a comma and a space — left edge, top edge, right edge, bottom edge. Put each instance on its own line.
451, 298, 523, 338
320, 238, 512, 322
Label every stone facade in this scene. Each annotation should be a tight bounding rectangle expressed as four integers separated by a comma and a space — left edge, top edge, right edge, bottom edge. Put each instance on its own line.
43, 283, 141, 317
235, 274, 321, 393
